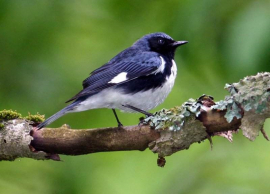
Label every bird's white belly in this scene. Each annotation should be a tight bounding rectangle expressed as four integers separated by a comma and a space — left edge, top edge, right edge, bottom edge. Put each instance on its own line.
74, 60, 177, 113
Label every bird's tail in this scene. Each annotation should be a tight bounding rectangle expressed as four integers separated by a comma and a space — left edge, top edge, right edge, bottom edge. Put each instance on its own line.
37, 101, 80, 130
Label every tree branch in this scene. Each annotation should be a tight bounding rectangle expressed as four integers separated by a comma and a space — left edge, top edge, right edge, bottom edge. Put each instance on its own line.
30, 125, 160, 155
1, 72, 270, 166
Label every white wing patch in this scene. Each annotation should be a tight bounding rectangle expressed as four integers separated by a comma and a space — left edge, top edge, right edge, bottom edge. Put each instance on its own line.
154, 56, 166, 74
108, 72, 128, 84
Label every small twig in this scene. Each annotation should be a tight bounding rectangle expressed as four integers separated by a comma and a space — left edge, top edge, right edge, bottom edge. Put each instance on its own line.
261, 128, 269, 141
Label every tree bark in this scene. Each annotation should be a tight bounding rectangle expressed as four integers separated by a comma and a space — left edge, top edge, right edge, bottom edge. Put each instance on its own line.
0, 72, 270, 166
30, 125, 160, 155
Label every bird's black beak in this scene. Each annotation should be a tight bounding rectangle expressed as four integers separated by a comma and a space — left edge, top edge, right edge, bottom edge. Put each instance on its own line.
170, 41, 188, 47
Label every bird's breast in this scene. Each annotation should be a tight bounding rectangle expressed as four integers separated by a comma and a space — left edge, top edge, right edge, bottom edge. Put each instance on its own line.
116, 58, 177, 112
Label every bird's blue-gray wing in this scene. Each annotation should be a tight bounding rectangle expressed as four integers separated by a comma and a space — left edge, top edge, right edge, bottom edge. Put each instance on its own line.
66, 52, 161, 102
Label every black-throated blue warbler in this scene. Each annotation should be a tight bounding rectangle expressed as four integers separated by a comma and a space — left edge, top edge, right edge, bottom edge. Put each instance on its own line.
37, 32, 188, 129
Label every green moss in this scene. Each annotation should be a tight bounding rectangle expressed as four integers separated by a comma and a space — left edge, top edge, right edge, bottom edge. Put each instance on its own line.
24, 112, 45, 123
0, 109, 45, 125
0, 109, 22, 121
0, 123, 4, 130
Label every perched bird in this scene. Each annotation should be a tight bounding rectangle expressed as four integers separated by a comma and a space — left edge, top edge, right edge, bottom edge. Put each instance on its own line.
37, 32, 188, 129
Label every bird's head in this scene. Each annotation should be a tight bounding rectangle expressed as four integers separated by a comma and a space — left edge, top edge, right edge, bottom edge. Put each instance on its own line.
133, 32, 188, 57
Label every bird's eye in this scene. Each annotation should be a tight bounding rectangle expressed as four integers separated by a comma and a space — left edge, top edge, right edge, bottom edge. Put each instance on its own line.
158, 39, 165, 45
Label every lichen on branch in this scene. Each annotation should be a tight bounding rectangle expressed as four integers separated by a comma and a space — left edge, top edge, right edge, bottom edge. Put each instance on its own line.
144, 72, 270, 158
0, 72, 270, 166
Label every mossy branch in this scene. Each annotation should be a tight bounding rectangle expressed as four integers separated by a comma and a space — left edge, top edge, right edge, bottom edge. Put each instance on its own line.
1, 72, 270, 167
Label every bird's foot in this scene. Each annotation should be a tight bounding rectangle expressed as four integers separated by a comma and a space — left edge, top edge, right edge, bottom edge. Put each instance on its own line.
117, 122, 123, 128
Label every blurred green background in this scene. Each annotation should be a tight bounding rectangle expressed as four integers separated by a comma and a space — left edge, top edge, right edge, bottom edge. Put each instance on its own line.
1, 0, 270, 193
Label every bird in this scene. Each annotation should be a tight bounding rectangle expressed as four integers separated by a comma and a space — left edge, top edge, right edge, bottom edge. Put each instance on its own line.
37, 32, 188, 129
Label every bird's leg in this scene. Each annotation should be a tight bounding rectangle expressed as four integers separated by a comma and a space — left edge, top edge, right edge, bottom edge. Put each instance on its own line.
122, 104, 153, 117
112, 109, 123, 127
